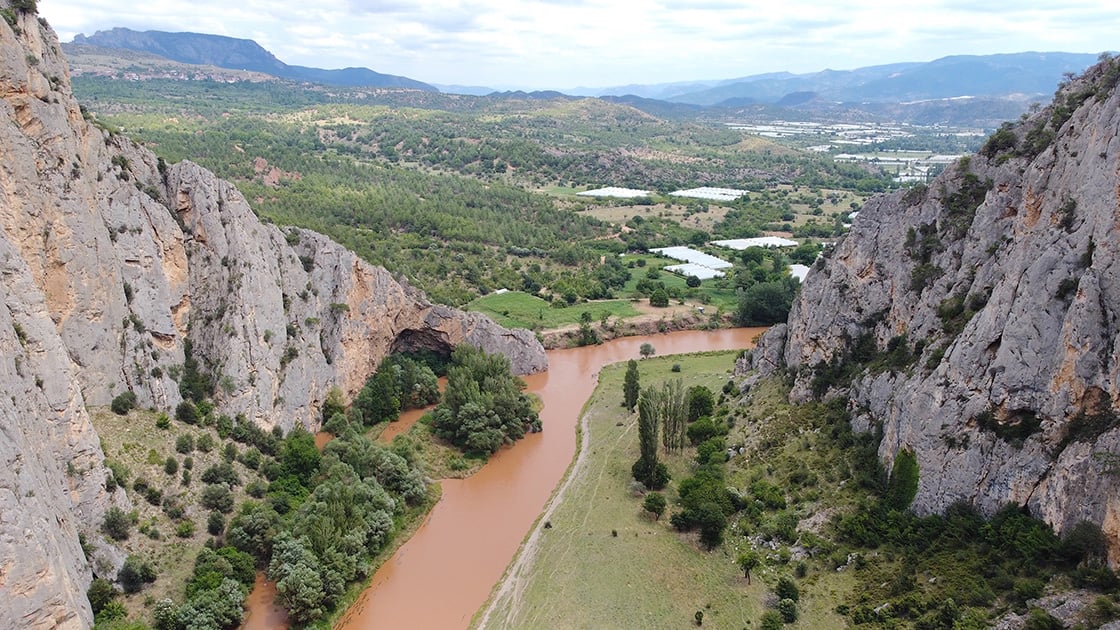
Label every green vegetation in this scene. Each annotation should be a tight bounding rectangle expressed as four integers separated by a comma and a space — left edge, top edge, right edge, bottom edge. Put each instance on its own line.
483, 342, 1120, 629
468, 291, 639, 331
429, 345, 540, 456
73, 76, 881, 310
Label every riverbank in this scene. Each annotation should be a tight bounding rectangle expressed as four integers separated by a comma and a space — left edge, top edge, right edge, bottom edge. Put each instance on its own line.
334, 328, 767, 629
473, 351, 765, 629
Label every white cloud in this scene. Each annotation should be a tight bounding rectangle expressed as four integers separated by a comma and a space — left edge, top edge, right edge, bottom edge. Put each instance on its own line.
39, 0, 1119, 89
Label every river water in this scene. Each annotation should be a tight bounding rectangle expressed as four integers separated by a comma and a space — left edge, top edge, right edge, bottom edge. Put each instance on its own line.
246, 327, 766, 629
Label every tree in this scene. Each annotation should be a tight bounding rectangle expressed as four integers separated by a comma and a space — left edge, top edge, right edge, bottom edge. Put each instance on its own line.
623, 360, 640, 412
687, 385, 715, 422
660, 379, 688, 454
738, 550, 761, 584
354, 368, 401, 426
736, 278, 798, 326
696, 502, 727, 549
643, 491, 667, 520
649, 287, 670, 307
208, 511, 226, 536
631, 386, 668, 490
87, 578, 117, 615
686, 275, 701, 288
639, 343, 656, 359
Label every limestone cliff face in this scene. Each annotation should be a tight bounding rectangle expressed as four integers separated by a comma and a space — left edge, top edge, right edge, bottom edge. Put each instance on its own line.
0, 6, 544, 627
744, 59, 1120, 559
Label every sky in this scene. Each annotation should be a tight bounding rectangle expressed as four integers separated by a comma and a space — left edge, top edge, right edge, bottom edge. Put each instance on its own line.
38, 0, 1119, 90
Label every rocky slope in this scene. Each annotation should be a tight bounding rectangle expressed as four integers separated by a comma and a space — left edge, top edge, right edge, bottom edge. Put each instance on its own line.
744, 57, 1120, 560
0, 6, 544, 627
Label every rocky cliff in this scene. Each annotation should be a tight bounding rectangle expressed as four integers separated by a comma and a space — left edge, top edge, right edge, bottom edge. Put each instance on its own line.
744, 57, 1120, 560
0, 5, 544, 627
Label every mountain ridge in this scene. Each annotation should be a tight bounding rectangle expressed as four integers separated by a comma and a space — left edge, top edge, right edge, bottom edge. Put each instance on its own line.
72, 27, 437, 91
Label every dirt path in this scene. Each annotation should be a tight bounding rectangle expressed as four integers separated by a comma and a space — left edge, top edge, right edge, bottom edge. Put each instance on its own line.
473, 403, 596, 629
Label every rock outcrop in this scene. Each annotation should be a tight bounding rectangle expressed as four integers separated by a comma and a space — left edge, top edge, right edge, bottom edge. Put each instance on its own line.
744, 57, 1120, 560
0, 5, 544, 627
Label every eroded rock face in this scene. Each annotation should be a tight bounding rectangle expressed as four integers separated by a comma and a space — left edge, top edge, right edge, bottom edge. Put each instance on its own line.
744, 59, 1120, 561
0, 8, 544, 626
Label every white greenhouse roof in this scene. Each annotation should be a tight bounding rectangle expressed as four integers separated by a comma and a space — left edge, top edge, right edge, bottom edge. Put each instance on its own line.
669, 187, 749, 202
651, 246, 733, 269
789, 264, 811, 282
665, 264, 725, 280
712, 237, 799, 249
576, 187, 652, 198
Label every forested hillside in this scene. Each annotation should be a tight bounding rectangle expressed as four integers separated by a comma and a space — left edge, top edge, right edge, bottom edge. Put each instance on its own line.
73, 76, 889, 306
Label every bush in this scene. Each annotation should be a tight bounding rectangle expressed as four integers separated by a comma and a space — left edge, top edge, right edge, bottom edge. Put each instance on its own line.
176, 400, 199, 424
208, 511, 226, 536
86, 578, 117, 615
201, 484, 235, 513
760, 611, 784, 630
776, 576, 800, 602
110, 391, 137, 415
176, 520, 195, 538
643, 492, 667, 520
778, 598, 799, 623
155, 413, 171, 429
103, 507, 131, 540
117, 555, 156, 593
175, 433, 194, 454
164, 457, 179, 475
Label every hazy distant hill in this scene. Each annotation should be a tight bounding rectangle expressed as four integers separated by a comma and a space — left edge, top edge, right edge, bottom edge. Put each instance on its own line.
666, 52, 1101, 106
572, 53, 1101, 106
72, 27, 437, 91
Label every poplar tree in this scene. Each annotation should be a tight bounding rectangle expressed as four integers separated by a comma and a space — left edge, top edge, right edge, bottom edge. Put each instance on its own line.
623, 359, 640, 412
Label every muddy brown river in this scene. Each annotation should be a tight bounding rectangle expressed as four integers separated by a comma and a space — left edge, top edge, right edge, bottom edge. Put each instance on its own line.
244, 327, 766, 629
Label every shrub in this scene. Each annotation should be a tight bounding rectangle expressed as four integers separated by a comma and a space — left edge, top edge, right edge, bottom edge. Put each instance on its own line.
643, 492, 667, 520
176, 520, 195, 538
778, 598, 798, 623
201, 484, 235, 513
760, 611, 784, 630
155, 414, 171, 429
176, 400, 199, 424
110, 391, 137, 415
207, 511, 226, 536
776, 576, 800, 602
175, 433, 194, 454
164, 457, 179, 476
86, 578, 117, 615
117, 555, 157, 593
103, 507, 131, 540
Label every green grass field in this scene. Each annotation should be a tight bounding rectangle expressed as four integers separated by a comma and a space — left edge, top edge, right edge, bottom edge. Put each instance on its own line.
480, 353, 758, 628
479, 352, 854, 629
467, 291, 642, 330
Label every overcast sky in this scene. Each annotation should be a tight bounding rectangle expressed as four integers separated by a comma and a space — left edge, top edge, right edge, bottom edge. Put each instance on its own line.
39, 0, 1118, 90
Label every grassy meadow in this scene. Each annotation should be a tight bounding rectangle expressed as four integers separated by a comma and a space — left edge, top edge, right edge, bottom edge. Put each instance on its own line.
479, 351, 847, 629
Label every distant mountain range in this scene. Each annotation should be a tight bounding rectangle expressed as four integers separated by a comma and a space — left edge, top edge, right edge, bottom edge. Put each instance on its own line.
573, 52, 1102, 106
72, 28, 436, 91
64, 28, 1106, 127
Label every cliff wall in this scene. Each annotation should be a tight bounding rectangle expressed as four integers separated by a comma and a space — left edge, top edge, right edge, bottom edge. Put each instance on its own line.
0, 5, 545, 626
745, 58, 1120, 560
